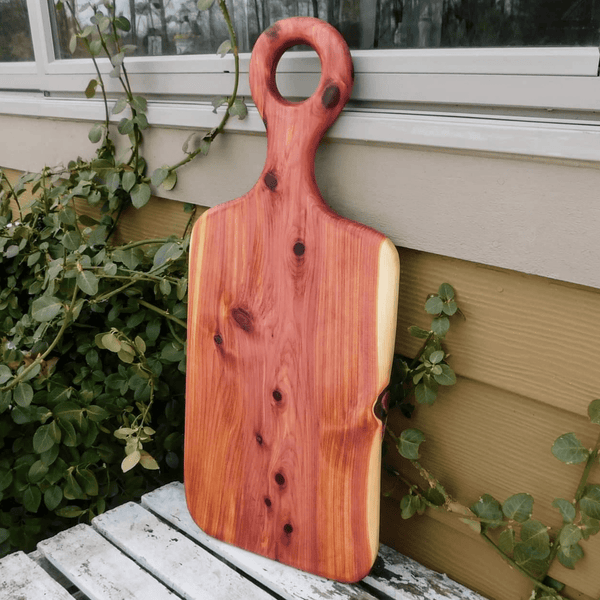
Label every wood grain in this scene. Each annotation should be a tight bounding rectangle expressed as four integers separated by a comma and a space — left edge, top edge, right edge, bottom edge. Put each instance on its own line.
185, 17, 399, 582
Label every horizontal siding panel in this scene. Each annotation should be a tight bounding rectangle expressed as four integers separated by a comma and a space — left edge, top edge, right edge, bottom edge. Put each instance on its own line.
394, 248, 600, 416
380, 498, 599, 600
383, 377, 600, 530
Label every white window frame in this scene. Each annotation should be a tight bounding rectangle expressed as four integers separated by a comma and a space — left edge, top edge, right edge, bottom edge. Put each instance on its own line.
2, 0, 600, 163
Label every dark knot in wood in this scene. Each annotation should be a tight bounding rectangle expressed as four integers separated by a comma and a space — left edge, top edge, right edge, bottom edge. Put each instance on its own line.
232, 307, 254, 332
322, 85, 341, 109
264, 172, 278, 190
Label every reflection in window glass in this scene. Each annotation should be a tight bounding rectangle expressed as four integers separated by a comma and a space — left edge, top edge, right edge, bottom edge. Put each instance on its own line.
49, 0, 600, 60
0, 0, 35, 61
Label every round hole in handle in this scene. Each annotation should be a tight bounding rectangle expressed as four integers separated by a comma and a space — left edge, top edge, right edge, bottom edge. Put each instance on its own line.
275, 45, 322, 103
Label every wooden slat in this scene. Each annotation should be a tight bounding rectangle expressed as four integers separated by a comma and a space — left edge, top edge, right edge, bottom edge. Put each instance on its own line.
92, 502, 272, 600
0, 551, 75, 600
141, 482, 379, 600
37, 524, 178, 600
380, 497, 531, 600
394, 248, 600, 417
363, 543, 487, 600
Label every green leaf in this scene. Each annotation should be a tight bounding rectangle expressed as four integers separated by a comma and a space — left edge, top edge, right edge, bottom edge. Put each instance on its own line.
559, 523, 583, 549
79, 214, 99, 227
134, 336, 146, 353
400, 494, 420, 519
114, 16, 131, 31
89, 39, 102, 56
130, 95, 147, 113
438, 283, 455, 300
153, 242, 183, 267
0, 528, 9, 545
429, 350, 444, 364
112, 97, 128, 115
54, 403, 83, 427
588, 398, 600, 425
397, 428, 425, 460
32, 296, 63, 322
0, 364, 12, 385
139, 451, 160, 470
415, 381, 437, 405
63, 472, 85, 500
557, 542, 584, 569
197, 0, 215, 9
162, 171, 177, 191
229, 98, 248, 120
13, 382, 33, 407
217, 39, 232, 57
44, 485, 63, 511
442, 300, 458, 316
121, 170, 137, 192
77, 270, 99, 296
425, 295, 444, 315
498, 529, 515, 554
33, 424, 55, 454
77, 469, 99, 496
581, 514, 600, 539
55, 505, 85, 518
408, 325, 430, 339
211, 96, 227, 113
470, 494, 504, 529
69, 33, 77, 54
112, 247, 143, 271
88, 123, 104, 144
552, 498, 576, 523
502, 493, 534, 523
151, 167, 169, 187
62, 230, 83, 251
118, 117, 135, 135
28, 460, 49, 484
102, 333, 122, 353
431, 316, 450, 337
130, 183, 151, 208
86, 405, 109, 422
85, 78, 98, 98
519, 519, 550, 559
432, 364, 456, 386
23, 486, 42, 512
122, 450, 141, 472
551, 432, 590, 464
580, 485, 600, 520
0, 469, 13, 491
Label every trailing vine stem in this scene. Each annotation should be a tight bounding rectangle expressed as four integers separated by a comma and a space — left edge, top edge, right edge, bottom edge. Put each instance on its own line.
166, 0, 241, 174
63, 0, 110, 131
137, 299, 187, 330
0, 286, 79, 393
479, 533, 561, 598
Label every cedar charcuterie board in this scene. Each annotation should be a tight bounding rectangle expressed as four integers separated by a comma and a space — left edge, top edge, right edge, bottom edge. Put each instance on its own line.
185, 17, 399, 583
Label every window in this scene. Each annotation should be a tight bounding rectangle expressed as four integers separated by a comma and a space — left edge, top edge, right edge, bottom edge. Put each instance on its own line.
1, 0, 600, 162
0, 0, 35, 61
47, 0, 600, 57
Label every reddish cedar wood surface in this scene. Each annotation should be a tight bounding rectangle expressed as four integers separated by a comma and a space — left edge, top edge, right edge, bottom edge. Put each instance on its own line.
185, 17, 399, 582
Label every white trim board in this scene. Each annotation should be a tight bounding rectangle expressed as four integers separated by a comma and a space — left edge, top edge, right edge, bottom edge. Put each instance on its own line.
2, 93, 600, 163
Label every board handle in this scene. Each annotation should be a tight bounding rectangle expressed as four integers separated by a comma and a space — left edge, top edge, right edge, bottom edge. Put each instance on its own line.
249, 17, 353, 156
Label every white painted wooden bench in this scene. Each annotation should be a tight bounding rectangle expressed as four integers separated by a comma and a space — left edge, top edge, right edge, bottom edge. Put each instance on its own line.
0, 481, 486, 600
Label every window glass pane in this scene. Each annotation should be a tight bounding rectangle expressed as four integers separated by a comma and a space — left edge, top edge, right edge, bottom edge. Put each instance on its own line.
0, 0, 35, 61
48, 0, 600, 59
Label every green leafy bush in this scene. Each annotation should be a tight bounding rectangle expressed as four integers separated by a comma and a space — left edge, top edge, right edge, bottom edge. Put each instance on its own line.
0, 182, 188, 555
0, 0, 242, 557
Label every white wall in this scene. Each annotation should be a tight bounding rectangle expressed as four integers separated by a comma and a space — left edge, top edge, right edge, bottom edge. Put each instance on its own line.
2, 113, 599, 289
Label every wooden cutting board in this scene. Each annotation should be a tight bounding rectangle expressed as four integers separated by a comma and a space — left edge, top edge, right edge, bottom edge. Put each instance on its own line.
185, 16, 399, 583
